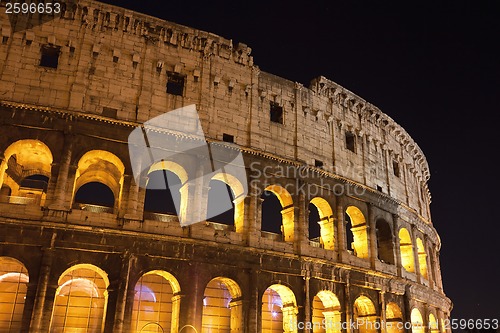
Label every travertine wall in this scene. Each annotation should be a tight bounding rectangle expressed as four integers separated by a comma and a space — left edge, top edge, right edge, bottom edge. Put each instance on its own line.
0, 0, 431, 221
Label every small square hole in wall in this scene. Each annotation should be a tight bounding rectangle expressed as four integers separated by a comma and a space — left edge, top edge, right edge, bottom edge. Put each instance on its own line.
40, 44, 60, 68
166, 72, 185, 96
377, 185, 383, 192
2, 36, 8, 44
315, 159, 324, 169
102, 107, 117, 118
270, 101, 283, 124
222, 133, 234, 143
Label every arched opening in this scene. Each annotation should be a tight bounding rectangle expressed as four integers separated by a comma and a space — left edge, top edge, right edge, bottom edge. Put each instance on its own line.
262, 284, 297, 333
144, 160, 188, 224
50, 264, 109, 333
144, 170, 182, 216
131, 270, 181, 333
207, 173, 246, 233
399, 228, 415, 273
312, 291, 341, 333
410, 308, 424, 333
73, 150, 125, 213
429, 314, 439, 333
353, 296, 377, 333
0, 257, 29, 332
207, 180, 235, 226
416, 238, 428, 279
201, 277, 242, 333
309, 198, 334, 250
0, 140, 53, 206
385, 302, 404, 333
345, 206, 369, 258
261, 185, 294, 242
376, 219, 395, 264
74, 182, 115, 212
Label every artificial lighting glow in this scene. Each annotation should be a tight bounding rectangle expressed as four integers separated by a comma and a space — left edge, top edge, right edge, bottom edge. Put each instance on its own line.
272, 311, 278, 318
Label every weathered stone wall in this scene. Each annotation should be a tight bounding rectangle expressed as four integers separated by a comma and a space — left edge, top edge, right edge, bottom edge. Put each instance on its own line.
0, 0, 431, 220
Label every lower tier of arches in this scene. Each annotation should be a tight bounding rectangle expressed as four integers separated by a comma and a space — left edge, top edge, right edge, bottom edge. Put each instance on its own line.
0, 221, 452, 333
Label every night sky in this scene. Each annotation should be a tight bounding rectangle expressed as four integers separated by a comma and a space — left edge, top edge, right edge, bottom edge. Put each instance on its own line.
98, 0, 500, 320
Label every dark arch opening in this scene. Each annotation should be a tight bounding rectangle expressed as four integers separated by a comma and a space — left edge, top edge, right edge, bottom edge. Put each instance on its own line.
75, 182, 114, 207
207, 179, 235, 225
376, 219, 395, 264
345, 212, 355, 252
20, 174, 49, 192
308, 203, 321, 240
261, 190, 282, 235
144, 170, 181, 215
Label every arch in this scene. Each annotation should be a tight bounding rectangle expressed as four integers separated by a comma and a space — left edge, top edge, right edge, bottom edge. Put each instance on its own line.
353, 296, 377, 333
74, 182, 115, 210
0, 257, 29, 332
309, 197, 335, 250
410, 308, 425, 333
201, 277, 242, 333
312, 291, 341, 333
429, 313, 439, 333
131, 270, 181, 333
208, 173, 246, 232
146, 161, 188, 222
376, 219, 395, 264
144, 169, 182, 216
73, 150, 125, 211
416, 238, 428, 279
399, 228, 415, 273
262, 284, 298, 333
345, 206, 369, 258
0, 140, 53, 205
261, 185, 295, 242
385, 303, 404, 333
50, 264, 109, 333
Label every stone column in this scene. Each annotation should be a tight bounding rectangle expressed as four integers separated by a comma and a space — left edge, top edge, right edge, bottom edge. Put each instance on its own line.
392, 214, 403, 277
30, 232, 57, 332
178, 263, 203, 333
380, 290, 387, 333
410, 225, 421, 283
368, 203, 378, 268
336, 196, 345, 261
112, 252, 134, 332
47, 135, 73, 210
0, 153, 7, 188
245, 269, 260, 333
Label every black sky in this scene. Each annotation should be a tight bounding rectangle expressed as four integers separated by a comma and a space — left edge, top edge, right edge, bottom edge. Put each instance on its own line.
99, 0, 500, 320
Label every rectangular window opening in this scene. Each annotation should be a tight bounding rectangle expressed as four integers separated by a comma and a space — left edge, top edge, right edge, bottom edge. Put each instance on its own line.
166, 72, 185, 96
270, 101, 283, 124
40, 45, 60, 69
102, 107, 117, 118
345, 132, 356, 152
222, 133, 234, 143
393, 161, 400, 177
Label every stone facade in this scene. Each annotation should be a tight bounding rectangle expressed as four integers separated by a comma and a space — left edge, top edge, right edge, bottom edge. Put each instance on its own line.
0, 0, 451, 332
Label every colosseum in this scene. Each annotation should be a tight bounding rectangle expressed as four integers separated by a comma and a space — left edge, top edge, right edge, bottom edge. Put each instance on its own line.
0, 0, 452, 332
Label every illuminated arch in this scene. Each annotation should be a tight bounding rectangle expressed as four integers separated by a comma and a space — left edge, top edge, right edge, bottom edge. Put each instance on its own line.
345, 206, 369, 258
0, 257, 29, 332
201, 277, 242, 333
146, 160, 189, 222
262, 284, 298, 333
385, 303, 404, 333
410, 308, 425, 333
399, 228, 415, 273
429, 313, 439, 333
0, 140, 53, 205
312, 291, 341, 333
208, 173, 246, 232
50, 264, 109, 333
376, 219, 395, 264
353, 296, 377, 333
309, 197, 335, 250
131, 270, 181, 333
416, 238, 428, 279
263, 185, 295, 242
73, 150, 125, 210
